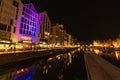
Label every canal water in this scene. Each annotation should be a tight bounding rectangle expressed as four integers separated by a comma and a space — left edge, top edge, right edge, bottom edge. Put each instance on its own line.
0, 49, 88, 80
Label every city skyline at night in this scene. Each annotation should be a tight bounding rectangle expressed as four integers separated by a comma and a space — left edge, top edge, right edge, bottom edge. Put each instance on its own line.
0, 0, 78, 49
22, 0, 120, 44
0, 0, 120, 44
1, 1, 120, 80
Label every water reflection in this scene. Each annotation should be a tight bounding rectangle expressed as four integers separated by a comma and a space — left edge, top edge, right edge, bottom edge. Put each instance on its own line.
94, 49, 102, 55
115, 51, 120, 60
0, 49, 81, 80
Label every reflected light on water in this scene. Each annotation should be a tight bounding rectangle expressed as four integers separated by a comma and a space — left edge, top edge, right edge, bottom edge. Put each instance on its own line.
17, 68, 29, 74
94, 49, 102, 55
0, 49, 81, 80
56, 55, 61, 60
68, 53, 72, 65
58, 74, 63, 80
115, 51, 120, 60
48, 57, 53, 61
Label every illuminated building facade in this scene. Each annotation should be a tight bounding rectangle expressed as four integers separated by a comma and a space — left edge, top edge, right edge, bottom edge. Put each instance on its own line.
51, 24, 64, 46
0, 0, 21, 41
63, 29, 68, 46
67, 34, 72, 46
51, 24, 60, 46
12, 3, 40, 44
39, 11, 51, 44
0, 0, 22, 50
0, 0, 77, 50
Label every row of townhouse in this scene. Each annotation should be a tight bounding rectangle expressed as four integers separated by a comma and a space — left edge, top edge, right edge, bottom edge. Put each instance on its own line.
0, 0, 79, 49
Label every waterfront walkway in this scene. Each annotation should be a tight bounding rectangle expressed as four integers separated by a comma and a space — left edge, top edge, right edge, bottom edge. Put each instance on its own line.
84, 53, 120, 80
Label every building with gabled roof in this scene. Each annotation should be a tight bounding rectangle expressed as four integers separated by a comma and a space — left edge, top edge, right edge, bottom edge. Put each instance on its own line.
38, 11, 51, 44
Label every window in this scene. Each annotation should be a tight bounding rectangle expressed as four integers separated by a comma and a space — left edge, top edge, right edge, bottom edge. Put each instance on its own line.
25, 19, 27, 23
41, 16, 42, 21
20, 23, 23, 28
13, 0, 19, 7
0, 23, 7, 31
26, 31, 28, 34
33, 23, 34, 26
28, 10, 30, 14
8, 26, 11, 32
20, 29, 22, 34
15, 8, 19, 20
26, 9, 28, 13
27, 20, 29, 24
22, 12, 24, 15
13, 27, 16, 33
10, 19, 13, 25
29, 6, 31, 9
23, 30, 25, 34
24, 24, 26, 29
23, 7, 25, 11
33, 18, 35, 21
0, 0, 1, 5
16, 8, 19, 14
15, 15, 18, 20
32, 27, 34, 31
21, 17, 24, 22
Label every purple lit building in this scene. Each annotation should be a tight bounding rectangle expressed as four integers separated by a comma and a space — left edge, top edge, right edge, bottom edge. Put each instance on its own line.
0, 0, 53, 49
12, 3, 40, 45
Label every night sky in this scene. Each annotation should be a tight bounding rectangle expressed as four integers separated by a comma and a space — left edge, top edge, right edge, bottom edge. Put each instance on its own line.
22, 0, 120, 44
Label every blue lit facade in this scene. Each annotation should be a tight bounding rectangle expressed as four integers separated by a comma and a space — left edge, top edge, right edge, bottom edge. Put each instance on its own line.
15, 3, 40, 44
20, 3, 39, 43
